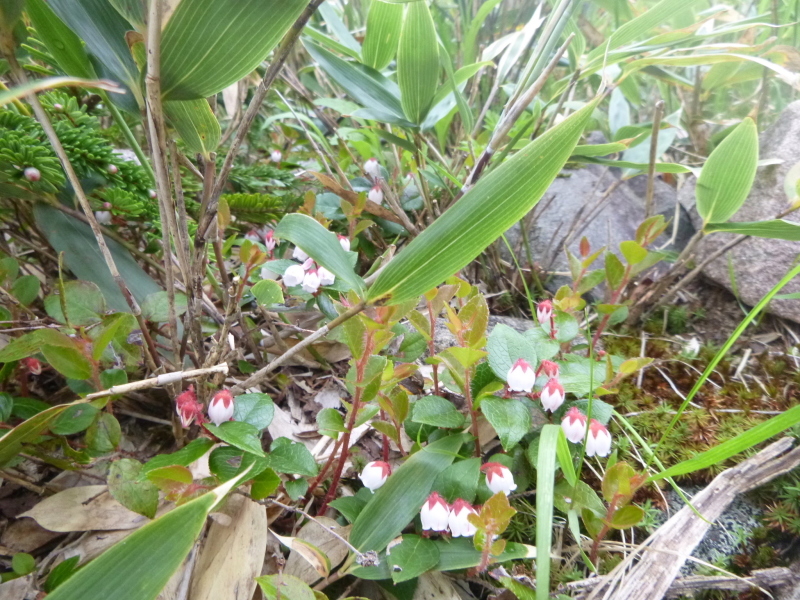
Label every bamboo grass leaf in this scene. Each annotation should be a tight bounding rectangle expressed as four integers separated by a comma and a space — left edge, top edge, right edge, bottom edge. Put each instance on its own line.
397, 2, 439, 124
362, 0, 404, 71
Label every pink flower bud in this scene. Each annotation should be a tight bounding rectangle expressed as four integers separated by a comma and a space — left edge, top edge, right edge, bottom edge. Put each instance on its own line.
282, 264, 305, 287
586, 419, 612, 457
540, 378, 565, 412
301, 257, 315, 271
264, 230, 276, 252
338, 235, 350, 252
175, 385, 203, 428
536, 300, 552, 325
94, 210, 113, 225
245, 229, 261, 244
23, 167, 41, 182
359, 460, 391, 492
301, 269, 321, 294
506, 358, 535, 393
317, 266, 335, 287
106, 164, 119, 175
481, 462, 517, 496
368, 185, 383, 204
149, 189, 157, 199
208, 390, 235, 426
364, 157, 381, 179
53, 103, 63, 111
293, 246, 309, 262
448, 499, 478, 537
21, 357, 42, 376
539, 360, 559, 378
270, 149, 283, 163
561, 407, 587, 444
420, 492, 450, 531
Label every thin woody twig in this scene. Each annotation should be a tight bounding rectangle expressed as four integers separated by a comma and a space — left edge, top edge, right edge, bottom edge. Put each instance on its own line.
644, 100, 665, 219
84, 364, 229, 400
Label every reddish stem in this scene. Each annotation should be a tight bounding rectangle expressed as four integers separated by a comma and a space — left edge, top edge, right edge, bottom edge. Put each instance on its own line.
380, 409, 390, 462
427, 300, 440, 395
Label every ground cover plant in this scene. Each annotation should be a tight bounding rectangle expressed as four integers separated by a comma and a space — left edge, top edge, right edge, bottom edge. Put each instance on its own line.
0, 0, 800, 599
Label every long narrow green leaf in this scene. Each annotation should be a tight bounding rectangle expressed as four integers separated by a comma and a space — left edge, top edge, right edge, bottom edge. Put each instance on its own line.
421, 60, 492, 130
463, 0, 505, 65
704, 219, 800, 240
160, 0, 307, 100
397, 1, 439, 124
362, 0, 404, 71
317, 1, 361, 54
651, 403, 800, 481
0, 403, 76, 468
0, 77, 120, 107
555, 428, 577, 488
536, 425, 559, 600
652, 261, 800, 468
349, 434, 466, 552
26, 0, 96, 79
696, 118, 758, 225
305, 40, 406, 119
368, 99, 597, 305
274, 214, 365, 294
164, 99, 221, 158
46, 472, 249, 600
439, 42, 474, 134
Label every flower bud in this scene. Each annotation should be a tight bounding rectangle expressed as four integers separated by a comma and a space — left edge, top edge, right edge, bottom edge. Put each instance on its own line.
175, 385, 203, 428
540, 378, 565, 412
106, 164, 119, 175
208, 390, 235, 426
293, 246, 309, 262
506, 358, 535, 393
536, 300, 552, 325
448, 499, 478, 537
338, 235, 350, 252
53, 103, 63, 111
539, 360, 559, 378
561, 407, 587, 443
301, 257, 315, 271
264, 230, 276, 252
21, 357, 42, 376
283, 264, 306, 287
586, 419, 612, 457
359, 461, 390, 492
364, 157, 381, 179
149, 189, 157, 199
420, 492, 450, 532
94, 210, 113, 225
318, 266, 335, 286
368, 185, 383, 205
481, 462, 517, 496
245, 229, 261, 244
270, 149, 283, 163
301, 269, 321, 294
23, 167, 41, 182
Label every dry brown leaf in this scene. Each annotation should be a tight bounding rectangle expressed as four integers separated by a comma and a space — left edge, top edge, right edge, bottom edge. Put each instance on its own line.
307, 171, 404, 226
156, 539, 202, 600
0, 574, 34, 600
61, 530, 132, 564
20, 486, 148, 532
188, 494, 267, 600
283, 517, 351, 585
1, 519, 60, 553
412, 572, 462, 600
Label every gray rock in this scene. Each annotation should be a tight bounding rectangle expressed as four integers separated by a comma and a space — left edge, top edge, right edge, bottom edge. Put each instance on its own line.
503, 162, 695, 295
680, 101, 800, 323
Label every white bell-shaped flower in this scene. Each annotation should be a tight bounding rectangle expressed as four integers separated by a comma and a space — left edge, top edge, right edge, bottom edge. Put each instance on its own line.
481, 462, 517, 496
540, 378, 565, 412
506, 359, 535, 393
561, 407, 588, 444
420, 492, 450, 532
448, 499, 478, 537
359, 461, 391, 492
283, 264, 306, 287
586, 419, 612, 457
208, 390, 234, 426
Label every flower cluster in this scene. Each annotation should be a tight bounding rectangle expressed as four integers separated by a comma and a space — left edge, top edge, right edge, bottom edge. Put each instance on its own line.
278, 237, 349, 295
420, 492, 479, 537
506, 358, 564, 412
175, 387, 236, 428
561, 407, 612, 457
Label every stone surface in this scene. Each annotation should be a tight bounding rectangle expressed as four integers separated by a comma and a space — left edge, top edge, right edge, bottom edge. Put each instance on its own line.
681, 101, 800, 323
503, 161, 695, 295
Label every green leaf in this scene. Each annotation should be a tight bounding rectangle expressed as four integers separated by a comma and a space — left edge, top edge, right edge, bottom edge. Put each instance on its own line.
232, 393, 274, 431
0, 393, 13, 422
696, 118, 758, 225
164, 99, 221, 157
0, 332, 42, 362
11, 275, 40, 306
275, 214, 365, 294
140, 291, 188, 323
108, 0, 144, 29
619, 241, 648, 265
602, 462, 636, 503
388, 535, 439, 583
85, 413, 121, 455
317, 1, 361, 54
141, 438, 215, 475
316, 408, 346, 438
350, 433, 466, 552
26, 0, 96, 79
432, 457, 480, 503
362, 0, 403, 71
330, 487, 373, 523
397, 2, 439, 124
268, 437, 318, 476
0, 403, 73, 467
285, 478, 309, 501
412, 396, 465, 429
536, 424, 559, 600
487, 324, 537, 380
610, 505, 644, 529
251, 467, 281, 501
160, 0, 307, 100
146, 465, 193, 492
41, 345, 93, 380
369, 100, 597, 304
704, 219, 800, 241
305, 40, 407, 121
553, 311, 579, 344
44, 556, 80, 592
50, 404, 99, 435
45, 473, 249, 600
92, 313, 137, 361
604, 253, 625, 290
12, 552, 35, 575
205, 421, 265, 457
251, 279, 284, 306
45, 280, 106, 326
463, 0, 504, 65
257, 574, 316, 600
480, 397, 530, 451
107, 459, 159, 519
555, 428, 577, 488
